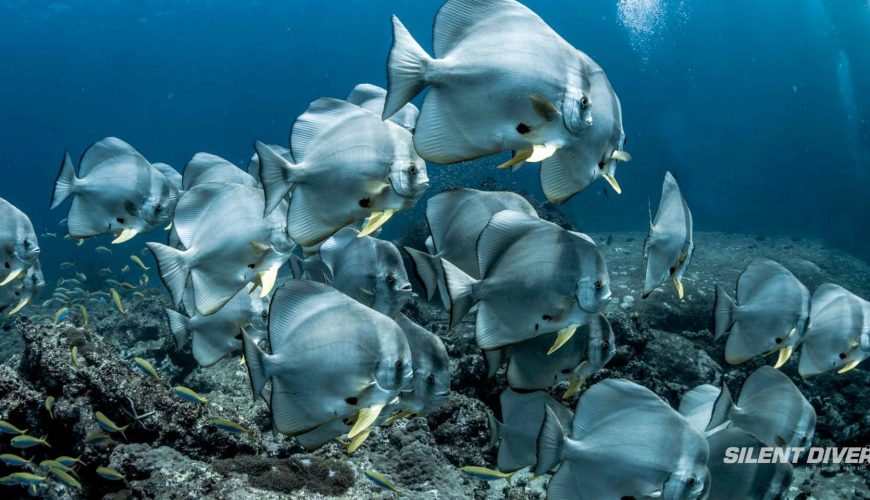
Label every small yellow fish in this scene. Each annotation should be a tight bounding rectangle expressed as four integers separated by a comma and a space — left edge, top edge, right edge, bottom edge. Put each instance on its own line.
55, 455, 86, 467
0, 420, 28, 435
83, 432, 110, 446
130, 255, 150, 270
120, 265, 130, 273
71, 346, 82, 367
172, 386, 209, 405
75, 239, 84, 247
96, 467, 126, 481
95, 246, 113, 255
95, 411, 128, 440
133, 357, 168, 387
5, 472, 46, 485
120, 282, 137, 290
110, 288, 127, 321
45, 396, 55, 419
365, 470, 403, 494
460, 466, 516, 484
52, 307, 69, 327
40, 460, 77, 476
47, 466, 82, 489
0, 453, 31, 467
140, 274, 150, 287
78, 305, 88, 328
11, 434, 51, 449
211, 418, 251, 434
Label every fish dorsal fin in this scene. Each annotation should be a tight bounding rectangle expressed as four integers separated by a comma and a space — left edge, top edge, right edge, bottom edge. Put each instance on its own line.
153, 162, 182, 190
79, 137, 144, 176
568, 231, 596, 246
425, 188, 476, 255
172, 183, 235, 249
433, 0, 546, 58
736, 365, 799, 408
319, 227, 359, 275
571, 378, 672, 440
345, 83, 388, 115
735, 259, 798, 304
476, 210, 539, 277
182, 152, 256, 190
267, 280, 344, 350
290, 97, 362, 163
651, 171, 687, 231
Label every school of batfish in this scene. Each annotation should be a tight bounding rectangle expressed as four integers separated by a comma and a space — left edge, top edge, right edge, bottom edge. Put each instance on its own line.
1, 1, 868, 498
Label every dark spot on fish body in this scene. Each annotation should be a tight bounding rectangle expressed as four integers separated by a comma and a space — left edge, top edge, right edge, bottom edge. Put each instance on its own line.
515, 123, 531, 134
116, 217, 125, 224
534, 323, 539, 331
839, 353, 847, 360
598, 161, 606, 169
1, 323, 10, 331
247, 264, 255, 269
4, 261, 9, 269
560, 368, 572, 374
542, 315, 552, 321
774, 337, 783, 344
358, 198, 370, 208
345, 397, 358, 405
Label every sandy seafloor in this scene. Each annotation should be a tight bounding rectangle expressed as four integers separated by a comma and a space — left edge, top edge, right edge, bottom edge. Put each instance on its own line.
1, 228, 869, 499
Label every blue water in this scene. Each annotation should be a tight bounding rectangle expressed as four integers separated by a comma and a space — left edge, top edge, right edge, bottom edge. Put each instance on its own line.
1, 0, 868, 283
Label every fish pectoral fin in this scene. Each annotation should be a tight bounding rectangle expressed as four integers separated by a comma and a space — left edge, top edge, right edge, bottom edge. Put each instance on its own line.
837, 359, 862, 374
529, 94, 560, 122
602, 173, 622, 195
347, 427, 373, 454
562, 376, 586, 399
672, 277, 685, 300
496, 148, 533, 170
358, 211, 395, 238
111, 229, 139, 245
164, 222, 173, 231
547, 326, 577, 355
773, 346, 794, 369
257, 266, 279, 297
357, 287, 375, 298
347, 404, 385, 439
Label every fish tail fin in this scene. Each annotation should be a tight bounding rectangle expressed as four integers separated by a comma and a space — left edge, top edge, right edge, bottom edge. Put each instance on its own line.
51, 152, 78, 209
705, 382, 735, 433
254, 140, 300, 216
534, 406, 566, 475
383, 15, 431, 120
440, 258, 479, 329
487, 411, 502, 449
713, 284, 736, 339
288, 254, 305, 279
241, 328, 269, 401
403, 246, 444, 304
164, 308, 191, 349
146, 243, 189, 307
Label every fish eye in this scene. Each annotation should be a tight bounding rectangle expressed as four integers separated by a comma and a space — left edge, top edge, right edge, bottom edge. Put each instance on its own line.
687, 477, 696, 486
247, 264, 255, 269
839, 352, 847, 360
426, 374, 435, 386
602, 340, 609, 350
774, 337, 783, 344
155, 203, 163, 212
395, 360, 404, 372
261, 310, 268, 318
23, 239, 30, 248
408, 164, 417, 176
386, 275, 396, 286
594, 280, 602, 291
580, 96, 589, 110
